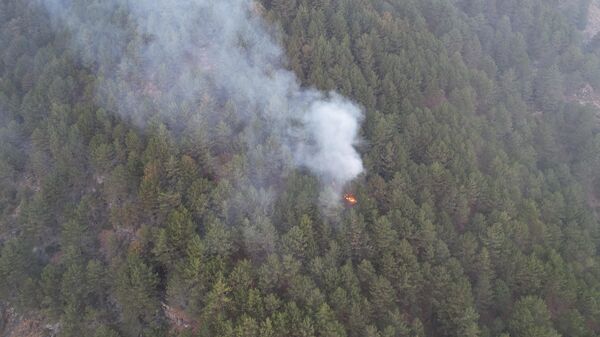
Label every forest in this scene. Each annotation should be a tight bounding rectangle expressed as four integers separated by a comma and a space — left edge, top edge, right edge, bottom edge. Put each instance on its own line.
1, 0, 600, 336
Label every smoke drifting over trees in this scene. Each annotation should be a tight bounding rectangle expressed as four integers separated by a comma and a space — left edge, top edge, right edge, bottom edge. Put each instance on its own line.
2, 0, 600, 336
40, 0, 364, 202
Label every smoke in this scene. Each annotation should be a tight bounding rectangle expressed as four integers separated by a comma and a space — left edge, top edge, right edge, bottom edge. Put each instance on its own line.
297, 96, 363, 185
40, 0, 363, 206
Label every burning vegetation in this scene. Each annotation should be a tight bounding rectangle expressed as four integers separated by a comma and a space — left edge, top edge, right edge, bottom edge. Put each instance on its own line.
343, 193, 357, 206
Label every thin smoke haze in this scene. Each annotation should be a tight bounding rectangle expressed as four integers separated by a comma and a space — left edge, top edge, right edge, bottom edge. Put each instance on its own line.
40, 0, 364, 205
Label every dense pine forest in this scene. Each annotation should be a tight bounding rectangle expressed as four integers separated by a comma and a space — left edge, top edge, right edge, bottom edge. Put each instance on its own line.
1, 0, 600, 336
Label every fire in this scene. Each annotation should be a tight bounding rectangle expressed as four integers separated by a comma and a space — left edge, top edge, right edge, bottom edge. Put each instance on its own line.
343, 193, 357, 206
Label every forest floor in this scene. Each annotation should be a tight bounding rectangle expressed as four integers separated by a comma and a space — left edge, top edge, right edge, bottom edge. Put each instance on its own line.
0, 305, 56, 337
569, 83, 600, 110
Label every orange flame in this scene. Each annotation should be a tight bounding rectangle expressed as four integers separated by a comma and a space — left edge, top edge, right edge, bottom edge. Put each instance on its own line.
343, 193, 357, 206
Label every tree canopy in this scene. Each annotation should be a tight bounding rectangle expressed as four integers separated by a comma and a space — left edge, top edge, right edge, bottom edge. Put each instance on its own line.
1, 0, 600, 336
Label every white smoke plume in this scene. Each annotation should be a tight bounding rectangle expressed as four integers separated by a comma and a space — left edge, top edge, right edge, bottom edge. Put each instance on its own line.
40, 0, 363, 205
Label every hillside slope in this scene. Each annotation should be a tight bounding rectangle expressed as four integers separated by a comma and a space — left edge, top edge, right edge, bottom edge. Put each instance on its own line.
1, 1, 600, 337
